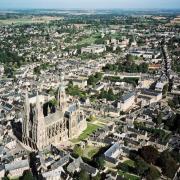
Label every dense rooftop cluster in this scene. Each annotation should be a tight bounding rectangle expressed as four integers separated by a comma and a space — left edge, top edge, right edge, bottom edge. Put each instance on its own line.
0, 9, 179, 180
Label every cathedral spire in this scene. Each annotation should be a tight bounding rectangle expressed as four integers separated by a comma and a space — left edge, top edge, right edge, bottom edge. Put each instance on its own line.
25, 89, 30, 116
34, 91, 46, 150
22, 89, 30, 142
35, 91, 44, 121
57, 72, 67, 111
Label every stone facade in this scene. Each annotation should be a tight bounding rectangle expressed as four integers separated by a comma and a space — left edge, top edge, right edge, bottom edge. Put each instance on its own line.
22, 76, 87, 151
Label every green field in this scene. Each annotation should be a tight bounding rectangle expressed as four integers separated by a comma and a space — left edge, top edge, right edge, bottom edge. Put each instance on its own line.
78, 36, 97, 45
0, 16, 63, 25
0, 18, 42, 25
77, 33, 101, 45
118, 170, 140, 180
123, 159, 136, 168
71, 123, 100, 143
84, 145, 101, 159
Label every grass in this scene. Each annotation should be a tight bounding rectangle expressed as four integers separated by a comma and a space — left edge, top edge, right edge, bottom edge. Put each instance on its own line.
77, 33, 101, 45
118, 170, 140, 180
0, 18, 33, 25
78, 36, 97, 45
0, 16, 62, 25
84, 146, 101, 160
123, 159, 136, 168
71, 123, 100, 143
87, 146, 100, 159
111, 32, 122, 40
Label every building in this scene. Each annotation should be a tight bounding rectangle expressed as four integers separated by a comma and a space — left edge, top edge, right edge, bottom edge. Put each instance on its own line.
155, 82, 166, 92
104, 142, 122, 165
0, 65, 4, 76
148, 64, 161, 71
138, 89, 162, 106
81, 44, 106, 54
67, 157, 99, 177
22, 74, 87, 151
117, 92, 136, 112
5, 159, 30, 178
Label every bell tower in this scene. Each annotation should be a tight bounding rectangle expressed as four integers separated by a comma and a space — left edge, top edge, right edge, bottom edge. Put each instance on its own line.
57, 73, 67, 112
22, 90, 30, 145
32, 91, 46, 150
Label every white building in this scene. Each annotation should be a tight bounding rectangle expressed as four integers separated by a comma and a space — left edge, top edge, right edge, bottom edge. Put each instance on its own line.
42, 166, 64, 180
0, 65, 4, 76
5, 159, 30, 178
104, 142, 123, 165
81, 44, 106, 54
138, 89, 162, 106
117, 92, 136, 112
155, 81, 167, 92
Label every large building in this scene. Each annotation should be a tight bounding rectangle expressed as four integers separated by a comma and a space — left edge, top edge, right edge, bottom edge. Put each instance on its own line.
81, 44, 106, 54
22, 75, 87, 151
117, 92, 136, 112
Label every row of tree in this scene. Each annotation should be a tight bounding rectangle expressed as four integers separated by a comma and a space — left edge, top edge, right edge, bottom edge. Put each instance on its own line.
102, 61, 148, 73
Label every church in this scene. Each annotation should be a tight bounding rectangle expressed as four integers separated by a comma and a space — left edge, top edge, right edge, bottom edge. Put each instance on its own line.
22, 75, 87, 150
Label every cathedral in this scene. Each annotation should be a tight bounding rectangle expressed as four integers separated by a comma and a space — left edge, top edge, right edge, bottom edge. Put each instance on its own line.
22, 75, 87, 151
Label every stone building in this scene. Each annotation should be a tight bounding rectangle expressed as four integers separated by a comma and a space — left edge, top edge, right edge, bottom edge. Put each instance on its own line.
22, 75, 87, 151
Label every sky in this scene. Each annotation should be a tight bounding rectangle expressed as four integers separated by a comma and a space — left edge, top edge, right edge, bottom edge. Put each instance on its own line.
0, 0, 180, 10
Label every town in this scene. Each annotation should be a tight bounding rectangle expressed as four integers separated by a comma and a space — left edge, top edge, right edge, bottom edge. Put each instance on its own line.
0, 8, 180, 180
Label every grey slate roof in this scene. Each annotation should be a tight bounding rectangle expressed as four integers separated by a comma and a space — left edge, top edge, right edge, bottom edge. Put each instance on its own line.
121, 92, 135, 102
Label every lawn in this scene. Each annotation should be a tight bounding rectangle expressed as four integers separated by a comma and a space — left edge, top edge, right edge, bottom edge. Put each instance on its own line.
84, 145, 101, 160
123, 159, 136, 168
0, 18, 39, 25
118, 170, 140, 180
78, 36, 97, 45
77, 33, 101, 46
0, 16, 62, 25
111, 32, 122, 40
71, 123, 100, 143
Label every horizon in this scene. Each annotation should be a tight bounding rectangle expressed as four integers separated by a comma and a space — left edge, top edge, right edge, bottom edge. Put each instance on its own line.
0, 0, 180, 10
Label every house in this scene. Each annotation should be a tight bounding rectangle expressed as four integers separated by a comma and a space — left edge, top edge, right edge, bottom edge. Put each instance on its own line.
81, 44, 106, 54
67, 77, 87, 89
5, 159, 30, 178
117, 92, 136, 112
4, 136, 17, 150
148, 64, 161, 71
104, 142, 122, 165
155, 81, 167, 92
42, 166, 65, 180
67, 157, 99, 177
0, 165, 5, 178
0, 65, 4, 76
138, 89, 162, 105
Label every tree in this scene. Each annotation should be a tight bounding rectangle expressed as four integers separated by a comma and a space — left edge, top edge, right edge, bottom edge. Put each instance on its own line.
96, 156, 105, 170
87, 72, 102, 86
138, 146, 159, 164
174, 114, 180, 133
126, 54, 134, 62
155, 112, 163, 125
146, 165, 161, 180
157, 150, 178, 178
171, 149, 180, 163
168, 99, 175, 108
162, 84, 168, 97
98, 88, 117, 101
92, 173, 101, 180
73, 145, 83, 157
66, 84, 86, 98
49, 98, 57, 106
20, 171, 34, 180
95, 38, 104, 44
135, 157, 149, 176
78, 170, 90, 180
